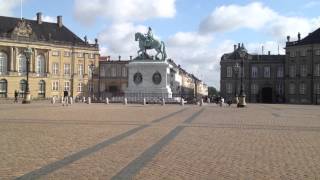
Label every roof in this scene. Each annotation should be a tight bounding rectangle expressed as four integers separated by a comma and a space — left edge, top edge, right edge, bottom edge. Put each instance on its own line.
287, 27, 320, 46
0, 15, 90, 46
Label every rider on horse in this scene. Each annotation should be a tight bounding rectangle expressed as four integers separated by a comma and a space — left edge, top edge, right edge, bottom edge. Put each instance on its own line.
145, 27, 153, 48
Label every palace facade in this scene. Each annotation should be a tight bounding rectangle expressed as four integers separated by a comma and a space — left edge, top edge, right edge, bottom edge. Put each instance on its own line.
220, 29, 320, 104
0, 13, 100, 100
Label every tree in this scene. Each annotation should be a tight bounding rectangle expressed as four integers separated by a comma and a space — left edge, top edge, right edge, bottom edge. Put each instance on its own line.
208, 86, 219, 97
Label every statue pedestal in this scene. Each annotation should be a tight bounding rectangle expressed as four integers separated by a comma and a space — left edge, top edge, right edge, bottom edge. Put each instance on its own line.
125, 59, 172, 99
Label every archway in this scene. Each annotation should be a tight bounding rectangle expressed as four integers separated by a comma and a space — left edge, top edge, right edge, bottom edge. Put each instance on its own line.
261, 87, 273, 103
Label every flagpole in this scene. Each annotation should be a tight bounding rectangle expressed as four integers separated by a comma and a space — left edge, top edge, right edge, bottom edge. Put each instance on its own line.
20, 0, 22, 19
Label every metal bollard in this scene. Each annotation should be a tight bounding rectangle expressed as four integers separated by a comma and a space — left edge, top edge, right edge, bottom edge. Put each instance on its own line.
83, 97, 86, 103
105, 97, 109, 104
52, 96, 56, 104
143, 98, 146, 105
124, 97, 128, 105
207, 98, 210, 104
69, 97, 73, 105
87, 97, 91, 104
161, 98, 165, 106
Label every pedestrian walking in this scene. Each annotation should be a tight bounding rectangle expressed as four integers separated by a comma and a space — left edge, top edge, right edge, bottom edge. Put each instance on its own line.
63, 90, 69, 106
14, 90, 18, 103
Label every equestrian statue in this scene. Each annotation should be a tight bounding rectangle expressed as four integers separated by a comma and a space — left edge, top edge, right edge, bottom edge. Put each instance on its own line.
135, 27, 167, 60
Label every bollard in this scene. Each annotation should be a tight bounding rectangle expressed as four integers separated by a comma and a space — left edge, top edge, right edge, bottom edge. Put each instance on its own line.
207, 98, 210, 104
161, 98, 165, 106
52, 96, 56, 104
105, 97, 109, 104
124, 97, 128, 105
200, 99, 204, 106
83, 97, 86, 103
87, 97, 91, 104
180, 98, 184, 106
143, 98, 146, 105
69, 97, 73, 105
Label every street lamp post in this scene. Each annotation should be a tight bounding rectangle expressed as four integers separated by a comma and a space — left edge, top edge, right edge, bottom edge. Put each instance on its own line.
89, 63, 95, 99
238, 49, 247, 108
233, 63, 240, 105
22, 47, 33, 104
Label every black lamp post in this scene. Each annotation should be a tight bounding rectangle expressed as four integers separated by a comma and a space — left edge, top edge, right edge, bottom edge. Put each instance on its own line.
89, 63, 95, 99
238, 49, 247, 107
233, 63, 240, 104
22, 47, 33, 104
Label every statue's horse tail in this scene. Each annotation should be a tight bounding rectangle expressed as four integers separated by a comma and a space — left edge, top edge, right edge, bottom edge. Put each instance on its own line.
161, 41, 167, 60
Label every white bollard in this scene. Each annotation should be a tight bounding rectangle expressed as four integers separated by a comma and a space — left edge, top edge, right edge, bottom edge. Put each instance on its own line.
87, 97, 91, 104
200, 99, 204, 106
52, 96, 56, 104
105, 97, 109, 104
161, 98, 165, 106
207, 98, 210, 104
124, 97, 128, 105
69, 97, 73, 105
143, 98, 146, 105
180, 98, 184, 106
83, 97, 86, 103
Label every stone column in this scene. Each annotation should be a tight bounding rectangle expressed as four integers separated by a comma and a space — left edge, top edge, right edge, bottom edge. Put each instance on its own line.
14, 47, 18, 71
46, 51, 50, 74
10, 47, 14, 72
32, 49, 37, 73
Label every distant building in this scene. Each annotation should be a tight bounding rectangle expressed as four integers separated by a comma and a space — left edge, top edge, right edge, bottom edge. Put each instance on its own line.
98, 57, 208, 100
220, 29, 320, 104
0, 13, 100, 99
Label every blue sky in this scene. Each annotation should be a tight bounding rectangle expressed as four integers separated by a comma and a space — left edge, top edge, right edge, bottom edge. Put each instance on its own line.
2, 0, 320, 89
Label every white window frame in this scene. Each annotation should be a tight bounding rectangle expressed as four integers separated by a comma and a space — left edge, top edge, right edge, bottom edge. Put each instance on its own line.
64, 81, 70, 91
64, 64, 71, 76
78, 64, 84, 77
315, 83, 320, 95
315, 64, 320, 76
226, 83, 232, 94
289, 83, 296, 95
264, 66, 270, 78
64, 51, 71, 57
122, 67, 127, 77
277, 83, 283, 95
77, 52, 84, 58
0, 52, 8, 75
300, 65, 307, 77
77, 82, 83, 92
251, 84, 258, 95
289, 65, 296, 78
315, 49, 320, 56
111, 67, 116, 77
290, 51, 296, 57
52, 81, 59, 91
300, 50, 306, 57
89, 53, 95, 59
251, 66, 258, 78
18, 54, 27, 74
52, 63, 59, 75
52, 51, 59, 56
36, 54, 45, 75
299, 83, 306, 95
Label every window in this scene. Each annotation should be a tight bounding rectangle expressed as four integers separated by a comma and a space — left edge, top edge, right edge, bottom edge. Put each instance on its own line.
251, 84, 258, 95
122, 67, 127, 77
226, 66, 232, 77
64, 81, 70, 91
77, 52, 84, 58
52, 63, 59, 75
64, 64, 71, 76
38, 80, 45, 98
52, 51, 59, 56
276, 83, 283, 95
290, 51, 296, 57
111, 67, 116, 77
251, 66, 258, 78
315, 49, 320, 56
18, 54, 27, 74
289, 83, 295, 95
226, 83, 232, 94
315, 64, 320, 76
64, 51, 71, 57
77, 82, 83, 92
299, 83, 306, 95
300, 50, 306, 56
315, 83, 320, 95
52, 81, 59, 91
289, 65, 296, 78
0, 52, 8, 75
36, 55, 45, 75
88, 65, 94, 78
264, 66, 270, 78
277, 66, 283, 78
89, 53, 94, 59
20, 79, 27, 96
300, 65, 307, 77
78, 64, 84, 77
0, 79, 7, 97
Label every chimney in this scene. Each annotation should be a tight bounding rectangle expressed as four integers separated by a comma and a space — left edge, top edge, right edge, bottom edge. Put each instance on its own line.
268, 51, 271, 55
118, 56, 121, 61
107, 56, 111, 61
84, 36, 87, 44
287, 35, 290, 42
57, 16, 63, 28
298, 32, 301, 41
36, 12, 42, 24
234, 44, 237, 51
130, 56, 132, 60
238, 43, 240, 49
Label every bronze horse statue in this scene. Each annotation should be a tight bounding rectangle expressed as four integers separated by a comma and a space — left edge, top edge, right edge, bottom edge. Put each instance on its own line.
135, 32, 167, 60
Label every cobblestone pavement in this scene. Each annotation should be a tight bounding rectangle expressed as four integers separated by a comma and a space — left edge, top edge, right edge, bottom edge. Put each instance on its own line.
0, 103, 320, 180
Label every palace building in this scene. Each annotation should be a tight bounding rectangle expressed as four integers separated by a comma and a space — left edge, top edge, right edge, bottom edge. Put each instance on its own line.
0, 13, 100, 100
220, 29, 320, 104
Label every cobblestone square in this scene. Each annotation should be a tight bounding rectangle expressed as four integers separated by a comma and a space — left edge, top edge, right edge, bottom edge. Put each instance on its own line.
0, 103, 320, 180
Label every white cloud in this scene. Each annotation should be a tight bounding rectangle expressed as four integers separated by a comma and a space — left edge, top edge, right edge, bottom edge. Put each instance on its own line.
32, 15, 55, 23
199, 2, 320, 40
0, 0, 22, 16
74, 0, 176, 25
